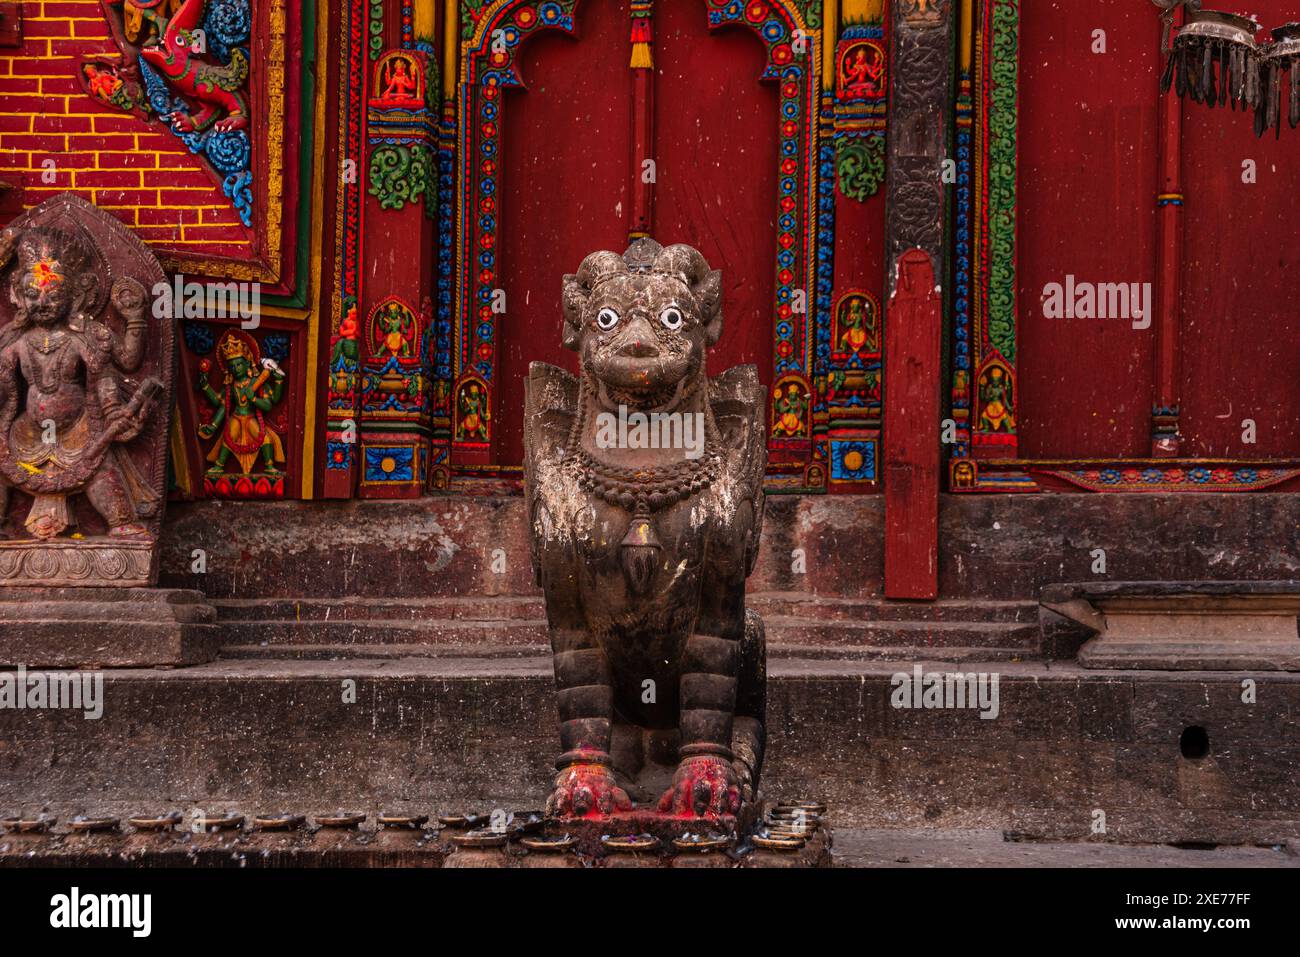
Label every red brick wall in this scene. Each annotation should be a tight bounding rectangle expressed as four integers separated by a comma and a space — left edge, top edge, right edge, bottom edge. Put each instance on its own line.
0, 0, 252, 259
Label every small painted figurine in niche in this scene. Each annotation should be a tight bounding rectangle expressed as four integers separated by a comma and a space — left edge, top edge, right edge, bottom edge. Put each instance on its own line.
524, 239, 767, 820
373, 300, 416, 358
840, 43, 885, 99
836, 292, 879, 356
457, 381, 489, 441
978, 364, 1015, 433
381, 55, 419, 101
0, 223, 163, 540
772, 381, 808, 437
197, 331, 286, 477
900, 0, 944, 27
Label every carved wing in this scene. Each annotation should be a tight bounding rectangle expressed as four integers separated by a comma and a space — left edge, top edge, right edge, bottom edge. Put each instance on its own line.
709, 364, 768, 575
523, 361, 579, 583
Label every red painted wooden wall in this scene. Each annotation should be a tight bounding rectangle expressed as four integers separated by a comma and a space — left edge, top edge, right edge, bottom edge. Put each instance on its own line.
1017, 0, 1298, 462
1017, 0, 1160, 459
492, 0, 778, 467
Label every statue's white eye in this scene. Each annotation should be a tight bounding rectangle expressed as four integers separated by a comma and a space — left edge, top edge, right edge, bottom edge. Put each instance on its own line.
659, 306, 684, 331
595, 307, 620, 331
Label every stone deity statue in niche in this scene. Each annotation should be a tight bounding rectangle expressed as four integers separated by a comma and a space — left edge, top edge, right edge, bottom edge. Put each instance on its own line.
524, 239, 767, 820
0, 193, 172, 587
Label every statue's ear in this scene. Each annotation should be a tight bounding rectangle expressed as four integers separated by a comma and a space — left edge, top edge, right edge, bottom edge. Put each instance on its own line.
560, 272, 584, 351
698, 268, 723, 347
561, 250, 625, 352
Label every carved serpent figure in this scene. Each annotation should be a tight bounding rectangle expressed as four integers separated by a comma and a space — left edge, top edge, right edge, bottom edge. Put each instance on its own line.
133, 0, 249, 132
524, 239, 767, 820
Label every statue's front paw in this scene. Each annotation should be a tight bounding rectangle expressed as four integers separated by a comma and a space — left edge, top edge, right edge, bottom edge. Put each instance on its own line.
657, 755, 742, 819
546, 762, 632, 819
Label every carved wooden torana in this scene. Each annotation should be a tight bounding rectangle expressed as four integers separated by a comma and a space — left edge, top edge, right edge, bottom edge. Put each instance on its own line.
0, 193, 173, 587
524, 239, 767, 819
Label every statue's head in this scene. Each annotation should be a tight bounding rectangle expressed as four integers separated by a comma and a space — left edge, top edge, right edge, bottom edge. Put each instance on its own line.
562, 239, 721, 410
218, 334, 256, 383
8, 227, 96, 328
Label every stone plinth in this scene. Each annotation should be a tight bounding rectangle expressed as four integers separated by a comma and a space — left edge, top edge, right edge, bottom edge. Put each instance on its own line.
0, 587, 219, 667
1044, 582, 1300, 671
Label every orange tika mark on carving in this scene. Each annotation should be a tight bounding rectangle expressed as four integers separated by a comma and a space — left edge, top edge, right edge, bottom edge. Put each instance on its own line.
31, 259, 64, 289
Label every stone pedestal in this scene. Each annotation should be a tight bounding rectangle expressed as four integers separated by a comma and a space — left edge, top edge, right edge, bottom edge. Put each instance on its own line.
0, 587, 219, 667
1043, 582, 1300, 671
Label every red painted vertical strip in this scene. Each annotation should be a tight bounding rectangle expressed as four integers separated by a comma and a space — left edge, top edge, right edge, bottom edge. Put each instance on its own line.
884, 249, 942, 600
629, 67, 654, 238
628, 5, 655, 240
1152, 13, 1183, 457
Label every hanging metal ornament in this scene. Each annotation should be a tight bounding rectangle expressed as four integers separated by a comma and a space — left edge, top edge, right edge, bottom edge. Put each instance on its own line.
1256, 22, 1300, 137
1160, 10, 1260, 113
1153, 0, 1203, 52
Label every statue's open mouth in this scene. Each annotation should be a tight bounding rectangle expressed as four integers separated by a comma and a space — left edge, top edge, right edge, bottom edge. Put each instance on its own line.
598, 380, 681, 410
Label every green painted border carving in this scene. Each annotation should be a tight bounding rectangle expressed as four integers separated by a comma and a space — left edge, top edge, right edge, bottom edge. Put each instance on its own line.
836, 136, 885, 201
369, 0, 385, 58
986, 0, 1018, 364
368, 144, 434, 210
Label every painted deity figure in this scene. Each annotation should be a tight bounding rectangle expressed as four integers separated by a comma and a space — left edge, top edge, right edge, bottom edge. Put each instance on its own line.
978, 365, 1015, 433
374, 301, 415, 357
0, 226, 162, 539
197, 333, 286, 477
842, 45, 884, 98
772, 383, 807, 437
381, 56, 419, 100
458, 382, 489, 440
837, 295, 878, 356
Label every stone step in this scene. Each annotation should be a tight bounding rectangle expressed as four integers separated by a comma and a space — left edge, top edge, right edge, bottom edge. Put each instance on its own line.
218, 642, 1035, 663
208, 615, 1040, 652
210, 593, 1039, 625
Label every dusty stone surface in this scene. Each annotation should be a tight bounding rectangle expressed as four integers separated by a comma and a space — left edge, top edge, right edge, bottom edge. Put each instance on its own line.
1, 657, 1295, 846
832, 828, 1298, 868
158, 493, 1300, 603
1044, 581, 1300, 670
0, 587, 218, 667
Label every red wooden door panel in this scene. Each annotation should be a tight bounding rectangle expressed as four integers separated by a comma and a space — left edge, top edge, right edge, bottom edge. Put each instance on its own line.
1017, 0, 1160, 458
651, 4, 777, 386
495, 0, 632, 467
1178, 0, 1300, 458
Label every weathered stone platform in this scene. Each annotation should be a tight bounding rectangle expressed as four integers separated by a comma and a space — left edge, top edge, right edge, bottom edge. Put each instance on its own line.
1044, 582, 1300, 671
1, 656, 1295, 847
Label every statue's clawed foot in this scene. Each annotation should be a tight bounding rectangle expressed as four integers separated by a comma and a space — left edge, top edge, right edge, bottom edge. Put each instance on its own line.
546, 762, 632, 819
657, 754, 742, 819
109, 523, 148, 538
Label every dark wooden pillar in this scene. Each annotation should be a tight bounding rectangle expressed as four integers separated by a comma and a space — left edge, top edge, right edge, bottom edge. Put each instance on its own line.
882, 0, 954, 600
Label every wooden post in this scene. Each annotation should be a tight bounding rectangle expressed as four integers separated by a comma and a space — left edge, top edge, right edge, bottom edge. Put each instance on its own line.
628, 1, 655, 240
882, 0, 954, 599
884, 250, 942, 599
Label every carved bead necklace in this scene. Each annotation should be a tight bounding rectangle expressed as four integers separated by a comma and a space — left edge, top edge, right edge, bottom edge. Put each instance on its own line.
564, 378, 722, 515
